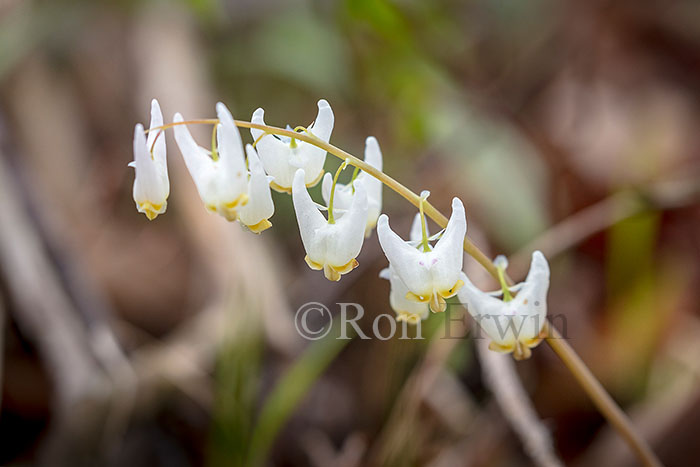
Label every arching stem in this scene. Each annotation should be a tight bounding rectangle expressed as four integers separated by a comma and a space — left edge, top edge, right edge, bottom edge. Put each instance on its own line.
144, 117, 662, 467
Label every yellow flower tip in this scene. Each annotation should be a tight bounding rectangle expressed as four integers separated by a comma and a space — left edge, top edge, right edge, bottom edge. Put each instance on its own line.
209, 194, 250, 222
488, 341, 515, 354
245, 218, 272, 234
440, 279, 465, 299
323, 264, 342, 282
220, 207, 239, 222
307, 258, 358, 282
224, 193, 249, 210
270, 180, 293, 194
429, 294, 447, 313
333, 258, 359, 275
513, 342, 533, 361
137, 201, 165, 221
405, 292, 430, 303
304, 255, 324, 271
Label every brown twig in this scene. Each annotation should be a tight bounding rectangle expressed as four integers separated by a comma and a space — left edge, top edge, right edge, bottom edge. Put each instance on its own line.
510, 173, 700, 276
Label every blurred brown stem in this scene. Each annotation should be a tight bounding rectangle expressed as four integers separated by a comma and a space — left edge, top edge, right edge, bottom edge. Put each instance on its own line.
544, 324, 661, 467
510, 174, 700, 276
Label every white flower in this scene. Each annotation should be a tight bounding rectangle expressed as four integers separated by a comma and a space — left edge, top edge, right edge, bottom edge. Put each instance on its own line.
457, 251, 550, 360
292, 168, 368, 281
173, 103, 248, 221
130, 99, 169, 220
237, 144, 275, 233
379, 214, 430, 324
250, 99, 334, 193
321, 136, 383, 237
377, 198, 467, 313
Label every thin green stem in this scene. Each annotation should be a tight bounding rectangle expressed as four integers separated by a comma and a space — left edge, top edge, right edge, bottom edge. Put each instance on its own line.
497, 267, 513, 302
211, 123, 219, 161
145, 118, 662, 467
327, 160, 349, 224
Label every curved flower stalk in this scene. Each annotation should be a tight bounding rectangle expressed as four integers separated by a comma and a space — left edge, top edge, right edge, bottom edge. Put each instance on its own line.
251, 99, 334, 193
379, 214, 431, 324
321, 136, 383, 237
129, 99, 169, 220
292, 169, 369, 281
173, 103, 249, 221
132, 103, 664, 467
458, 251, 550, 360
238, 144, 275, 233
377, 197, 467, 313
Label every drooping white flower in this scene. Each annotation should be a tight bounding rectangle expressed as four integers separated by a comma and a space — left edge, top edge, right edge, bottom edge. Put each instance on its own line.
250, 99, 334, 193
321, 136, 383, 237
377, 197, 467, 313
173, 103, 248, 221
379, 214, 430, 324
237, 144, 275, 233
458, 251, 550, 360
292, 168, 368, 281
130, 99, 169, 220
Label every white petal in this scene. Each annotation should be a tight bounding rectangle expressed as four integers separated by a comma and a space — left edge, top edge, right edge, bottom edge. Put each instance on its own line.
131, 124, 151, 200
457, 272, 516, 347
132, 123, 148, 172
309, 99, 334, 142
173, 113, 216, 203
296, 99, 334, 185
216, 102, 247, 196
326, 180, 368, 266
132, 123, 168, 207
430, 198, 467, 292
377, 214, 433, 296
250, 107, 267, 143
146, 99, 166, 165
251, 101, 334, 189
239, 145, 275, 227
379, 267, 392, 281
409, 213, 427, 243
386, 266, 430, 320
360, 136, 383, 223
507, 251, 550, 339
321, 172, 354, 216
292, 169, 327, 261
321, 172, 333, 203
251, 108, 297, 189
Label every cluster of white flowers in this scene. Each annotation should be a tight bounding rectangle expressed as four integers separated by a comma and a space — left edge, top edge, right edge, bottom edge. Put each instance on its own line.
130, 98, 551, 359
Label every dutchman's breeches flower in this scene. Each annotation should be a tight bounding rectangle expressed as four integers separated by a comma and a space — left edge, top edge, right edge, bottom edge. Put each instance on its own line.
379, 214, 431, 324
250, 99, 334, 193
377, 197, 467, 313
237, 144, 275, 233
173, 103, 249, 221
458, 251, 550, 360
130, 99, 169, 220
292, 169, 369, 282
321, 136, 383, 237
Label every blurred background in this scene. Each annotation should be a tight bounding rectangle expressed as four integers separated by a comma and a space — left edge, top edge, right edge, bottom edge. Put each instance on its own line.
1, 0, 699, 465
